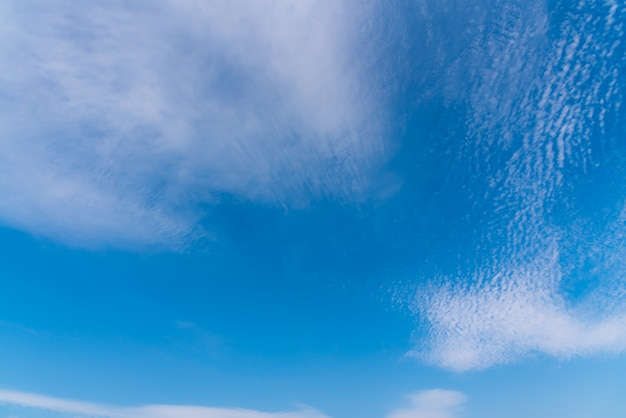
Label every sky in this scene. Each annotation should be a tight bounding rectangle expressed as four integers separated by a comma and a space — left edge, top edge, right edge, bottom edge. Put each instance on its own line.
0, 0, 625, 417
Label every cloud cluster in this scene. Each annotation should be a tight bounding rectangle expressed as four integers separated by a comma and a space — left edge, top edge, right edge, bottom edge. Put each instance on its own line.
412, 246, 626, 371
411, 0, 626, 371
0, 0, 387, 248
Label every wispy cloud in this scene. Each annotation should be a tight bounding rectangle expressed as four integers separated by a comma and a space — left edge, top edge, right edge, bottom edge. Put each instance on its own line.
0, 389, 329, 418
0, 389, 467, 418
412, 246, 626, 371
410, 0, 626, 371
386, 390, 466, 418
0, 0, 388, 248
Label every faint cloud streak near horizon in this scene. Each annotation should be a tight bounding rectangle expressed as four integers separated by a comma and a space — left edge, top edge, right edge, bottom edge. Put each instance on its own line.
0, 389, 330, 418
386, 390, 466, 418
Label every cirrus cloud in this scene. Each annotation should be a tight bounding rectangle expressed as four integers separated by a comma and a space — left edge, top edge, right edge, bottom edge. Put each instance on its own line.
409, 0, 626, 371
0, 0, 389, 248
0, 389, 329, 418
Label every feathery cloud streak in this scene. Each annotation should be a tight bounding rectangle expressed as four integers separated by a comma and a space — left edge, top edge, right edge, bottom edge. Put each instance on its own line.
0, 389, 329, 418
0, 389, 467, 418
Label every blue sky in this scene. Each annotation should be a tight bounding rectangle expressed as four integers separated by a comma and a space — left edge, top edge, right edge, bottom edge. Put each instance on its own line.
1, 0, 625, 417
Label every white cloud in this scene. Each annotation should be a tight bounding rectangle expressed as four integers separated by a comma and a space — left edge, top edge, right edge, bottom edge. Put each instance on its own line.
0, 0, 388, 248
386, 390, 466, 418
0, 389, 329, 418
411, 246, 626, 371
409, 0, 626, 371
